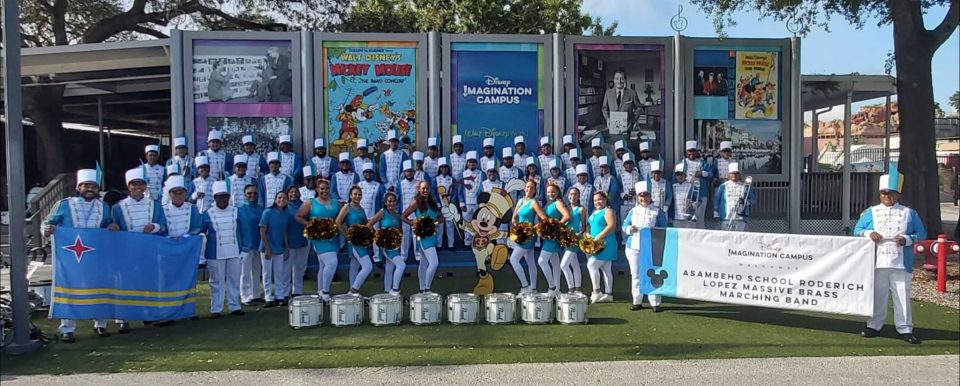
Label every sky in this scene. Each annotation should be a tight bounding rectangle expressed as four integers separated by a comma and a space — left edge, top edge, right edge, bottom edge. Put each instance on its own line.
582, 0, 960, 121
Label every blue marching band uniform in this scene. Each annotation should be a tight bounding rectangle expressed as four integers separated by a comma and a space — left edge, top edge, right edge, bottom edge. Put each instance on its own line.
44, 131, 930, 344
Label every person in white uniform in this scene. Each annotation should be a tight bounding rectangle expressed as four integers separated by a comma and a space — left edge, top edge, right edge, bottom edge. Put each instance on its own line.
191, 156, 216, 213
352, 139, 376, 181
636, 141, 657, 181
43, 169, 114, 342
228, 159, 258, 206
433, 157, 457, 250
479, 138, 498, 170
714, 162, 755, 232
166, 137, 193, 180
647, 161, 671, 214
618, 153, 640, 231
201, 130, 233, 181
158, 175, 203, 325
357, 162, 385, 260
378, 130, 409, 187
570, 164, 594, 213
449, 135, 468, 184
259, 152, 293, 208
310, 138, 336, 181
397, 160, 424, 261
238, 135, 267, 180
202, 181, 246, 318
854, 171, 926, 344
332, 152, 360, 203
670, 164, 700, 229
299, 165, 318, 200
143, 145, 166, 200
560, 135, 577, 171
458, 151, 483, 248
622, 181, 668, 311
277, 135, 302, 181
681, 140, 711, 228
423, 137, 441, 179
512, 135, 534, 171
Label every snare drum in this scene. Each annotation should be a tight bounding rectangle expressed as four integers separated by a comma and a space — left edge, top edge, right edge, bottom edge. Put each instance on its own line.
520, 293, 554, 324
329, 294, 364, 327
369, 294, 403, 326
484, 293, 516, 324
556, 293, 589, 324
447, 293, 479, 325
289, 295, 323, 328
409, 292, 443, 325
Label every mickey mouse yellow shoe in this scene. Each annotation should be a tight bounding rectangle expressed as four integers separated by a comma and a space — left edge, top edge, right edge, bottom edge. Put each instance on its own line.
490, 244, 508, 271
473, 271, 494, 296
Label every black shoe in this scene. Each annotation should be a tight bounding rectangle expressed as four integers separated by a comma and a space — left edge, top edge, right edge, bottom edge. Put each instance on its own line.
117, 323, 131, 334
94, 327, 111, 337
901, 333, 921, 344
279, 299, 289, 307
231, 310, 246, 316
630, 304, 642, 311
652, 306, 662, 313
60, 332, 76, 343
250, 298, 266, 304
210, 312, 221, 319
861, 327, 881, 338
152, 320, 175, 327
264, 301, 277, 308
291, 294, 302, 298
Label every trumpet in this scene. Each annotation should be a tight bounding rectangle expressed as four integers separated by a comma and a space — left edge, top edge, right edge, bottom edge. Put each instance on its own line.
685, 179, 700, 221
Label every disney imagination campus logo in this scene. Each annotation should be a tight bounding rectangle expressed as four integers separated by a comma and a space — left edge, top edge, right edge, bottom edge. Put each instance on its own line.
727, 240, 813, 261
462, 75, 533, 104
463, 127, 520, 139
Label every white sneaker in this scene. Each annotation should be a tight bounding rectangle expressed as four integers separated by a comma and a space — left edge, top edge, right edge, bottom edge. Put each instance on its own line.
319, 293, 332, 302
598, 293, 614, 303
389, 290, 401, 296
520, 287, 534, 294
547, 289, 558, 297
590, 292, 602, 304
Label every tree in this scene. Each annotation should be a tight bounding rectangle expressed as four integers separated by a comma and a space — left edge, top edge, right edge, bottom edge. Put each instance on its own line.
338, 0, 616, 35
1, 0, 346, 182
950, 90, 960, 116
691, 0, 959, 234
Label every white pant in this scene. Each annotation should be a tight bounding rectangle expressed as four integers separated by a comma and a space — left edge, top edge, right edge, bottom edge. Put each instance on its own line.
625, 248, 661, 306
383, 254, 407, 292
463, 204, 477, 244
695, 200, 707, 227
587, 257, 613, 294
509, 246, 538, 290
261, 253, 290, 301
437, 219, 456, 248
240, 250, 263, 302
560, 250, 583, 290
316, 250, 338, 295
348, 248, 373, 291
868, 268, 913, 334
288, 246, 310, 295
401, 223, 424, 261
208, 258, 241, 313
537, 250, 562, 290
721, 219, 747, 232
619, 205, 632, 237
418, 246, 439, 291
58, 319, 109, 334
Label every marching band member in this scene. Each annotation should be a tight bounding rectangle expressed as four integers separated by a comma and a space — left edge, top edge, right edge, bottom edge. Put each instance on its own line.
238, 135, 267, 180
588, 138, 607, 178
623, 181, 668, 311
337, 186, 373, 295
449, 135, 467, 183
143, 145, 166, 200
162, 164, 186, 206
44, 169, 114, 342
560, 187, 587, 294
367, 191, 405, 294
398, 160, 424, 261
228, 159, 257, 206
560, 135, 576, 171
112, 168, 168, 334
618, 153, 640, 229
237, 184, 265, 305
310, 139, 336, 181
671, 163, 700, 228
285, 186, 310, 297
535, 136, 555, 172
412, 151, 433, 186
480, 161, 507, 243
299, 166, 317, 200
571, 164, 594, 213
331, 152, 360, 204
613, 140, 631, 178
401, 181, 444, 293
637, 142, 656, 181
538, 183, 571, 296
378, 130, 409, 186
260, 152, 293, 208
712, 141, 734, 182
277, 135, 302, 181
352, 139, 376, 181
166, 137, 193, 180
458, 151, 483, 247
295, 180, 340, 301
586, 191, 617, 304
162, 176, 203, 240
682, 140, 711, 228
358, 162, 385, 258
513, 135, 534, 169
191, 156, 216, 213
202, 130, 233, 181
565, 149, 589, 184
203, 181, 245, 318
433, 157, 457, 251
424, 137, 441, 179
511, 180, 546, 294
545, 159, 568, 198
259, 191, 291, 307
647, 161, 672, 213
854, 171, 926, 344
593, 156, 621, 218
714, 162, 755, 232
479, 138, 498, 168
499, 148, 520, 183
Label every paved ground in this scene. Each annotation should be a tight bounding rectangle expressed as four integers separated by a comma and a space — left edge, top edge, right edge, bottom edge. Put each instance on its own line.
2, 355, 958, 385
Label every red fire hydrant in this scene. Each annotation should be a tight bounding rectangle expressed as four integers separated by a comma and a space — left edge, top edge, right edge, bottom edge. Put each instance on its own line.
916, 234, 960, 293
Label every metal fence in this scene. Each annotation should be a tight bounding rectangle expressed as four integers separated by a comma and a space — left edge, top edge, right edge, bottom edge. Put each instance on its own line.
23, 173, 75, 243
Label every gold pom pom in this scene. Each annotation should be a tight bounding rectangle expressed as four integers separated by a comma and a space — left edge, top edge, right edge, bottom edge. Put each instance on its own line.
346, 224, 375, 247
304, 218, 338, 240
579, 235, 606, 255
413, 216, 437, 238
535, 218, 564, 241
558, 227, 579, 248
375, 227, 403, 250
510, 222, 535, 244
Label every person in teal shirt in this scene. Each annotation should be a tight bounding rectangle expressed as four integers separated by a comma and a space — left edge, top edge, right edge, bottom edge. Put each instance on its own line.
367, 191, 404, 294
259, 191, 290, 307
537, 183, 571, 296
236, 184, 265, 305
586, 191, 618, 304
560, 187, 588, 294
294, 179, 340, 301
285, 186, 310, 297
336, 186, 373, 295
510, 180, 548, 294
402, 181, 444, 293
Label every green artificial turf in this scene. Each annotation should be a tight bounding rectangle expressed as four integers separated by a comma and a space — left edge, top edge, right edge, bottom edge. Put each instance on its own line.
2, 269, 958, 374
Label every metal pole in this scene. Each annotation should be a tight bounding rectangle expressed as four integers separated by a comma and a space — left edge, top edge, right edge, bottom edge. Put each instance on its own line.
170, 29, 186, 145
673, 32, 683, 169
3, 0, 42, 354
301, 30, 314, 152
811, 111, 818, 172
552, 33, 564, 153
789, 37, 801, 233
98, 97, 105, 182
884, 95, 891, 172
428, 31, 440, 147
841, 91, 853, 233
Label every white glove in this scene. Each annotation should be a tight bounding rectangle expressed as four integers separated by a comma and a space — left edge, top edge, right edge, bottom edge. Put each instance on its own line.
441, 202, 461, 224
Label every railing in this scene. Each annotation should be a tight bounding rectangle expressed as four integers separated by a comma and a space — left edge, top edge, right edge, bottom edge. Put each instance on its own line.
751, 181, 789, 219
24, 173, 75, 243
800, 172, 880, 219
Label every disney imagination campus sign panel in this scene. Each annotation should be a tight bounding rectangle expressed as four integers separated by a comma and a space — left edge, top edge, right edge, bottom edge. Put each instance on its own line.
451, 42, 544, 151
323, 42, 418, 156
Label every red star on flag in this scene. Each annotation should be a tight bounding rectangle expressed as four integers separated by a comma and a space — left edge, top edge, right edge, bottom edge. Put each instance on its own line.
63, 235, 94, 263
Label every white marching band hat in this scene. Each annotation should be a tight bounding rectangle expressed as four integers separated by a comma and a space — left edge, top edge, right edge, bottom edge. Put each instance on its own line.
591, 138, 602, 148
144, 144, 160, 154
563, 135, 574, 145
514, 135, 525, 145
362, 162, 375, 172
635, 181, 649, 194
232, 156, 247, 166
76, 169, 98, 187
314, 138, 325, 148
599, 156, 609, 166
576, 164, 589, 175
453, 135, 463, 144
413, 151, 425, 161
728, 162, 740, 173
685, 140, 698, 151
486, 161, 498, 172
166, 175, 187, 192
483, 138, 495, 148
622, 153, 634, 163
278, 135, 292, 144
212, 180, 230, 196
522, 157, 534, 168
243, 135, 255, 145
356, 139, 368, 149
651, 160, 662, 172
614, 140, 625, 151
125, 168, 146, 184
428, 137, 438, 147
387, 130, 398, 140
438, 157, 448, 167
879, 170, 903, 192
720, 141, 733, 151
195, 156, 209, 167
207, 130, 222, 142
639, 142, 650, 152
674, 163, 686, 174
466, 150, 478, 161
302, 165, 315, 178
540, 136, 550, 146
548, 159, 559, 170
166, 164, 181, 175
267, 152, 281, 163
403, 160, 414, 171
568, 149, 580, 160
173, 137, 188, 148
338, 152, 351, 162
501, 148, 513, 159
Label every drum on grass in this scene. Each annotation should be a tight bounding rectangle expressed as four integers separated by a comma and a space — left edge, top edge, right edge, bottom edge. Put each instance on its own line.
288, 295, 323, 328
446, 293, 479, 325
329, 294, 363, 327
484, 293, 516, 324
556, 293, 589, 324
368, 293, 403, 326
409, 292, 443, 325
519, 292, 554, 324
